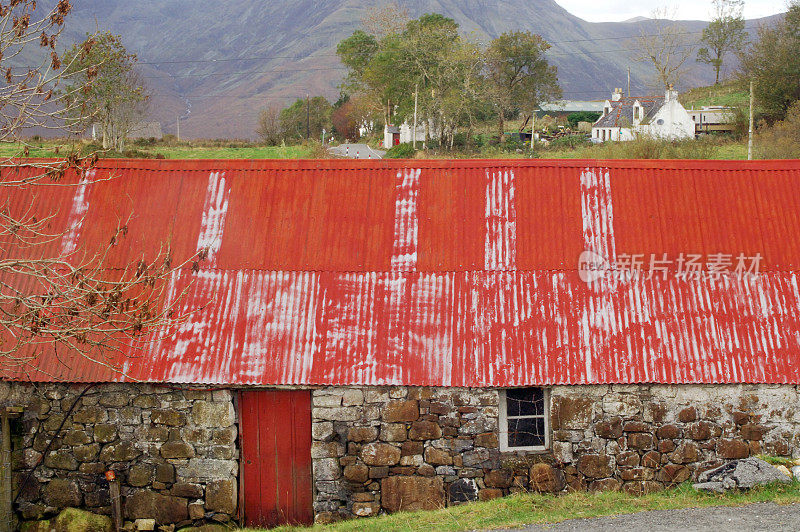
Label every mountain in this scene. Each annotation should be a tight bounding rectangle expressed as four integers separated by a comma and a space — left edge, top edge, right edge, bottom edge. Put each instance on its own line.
52, 0, 782, 138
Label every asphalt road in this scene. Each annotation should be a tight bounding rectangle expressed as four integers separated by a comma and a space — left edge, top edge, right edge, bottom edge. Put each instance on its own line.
328, 143, 386, 159
502, 502, 800, 532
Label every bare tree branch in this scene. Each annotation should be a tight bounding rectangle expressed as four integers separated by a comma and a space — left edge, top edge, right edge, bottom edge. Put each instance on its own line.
0, 1, 201, 379
631, 6, 697, 90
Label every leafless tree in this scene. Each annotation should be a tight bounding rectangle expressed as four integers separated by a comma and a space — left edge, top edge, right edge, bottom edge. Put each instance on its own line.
631, 6, 697, 89
0, 1, 200, 378
361, 2, 410, 39
256, 105, 282, 145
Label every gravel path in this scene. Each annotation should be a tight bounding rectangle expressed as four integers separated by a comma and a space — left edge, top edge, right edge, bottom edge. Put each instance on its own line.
503, 502, 800, 531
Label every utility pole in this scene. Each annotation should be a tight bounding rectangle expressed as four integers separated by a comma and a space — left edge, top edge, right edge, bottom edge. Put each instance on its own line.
412, 84, 419, 149
306, 94, 310, 140
627, 67, 631, 98
748, 80, 754, 161
176, 116, 181, 142
530, 109, 536, 151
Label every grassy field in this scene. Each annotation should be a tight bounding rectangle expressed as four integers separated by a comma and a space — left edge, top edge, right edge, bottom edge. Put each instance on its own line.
141, 145, 315, 159
0, 141, 314, 159
249, 482, 800, 532
0, 136, 751, 161
679, 80, 750, 110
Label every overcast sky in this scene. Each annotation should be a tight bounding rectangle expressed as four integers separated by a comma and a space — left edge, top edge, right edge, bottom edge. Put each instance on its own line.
555, 0, 787, 22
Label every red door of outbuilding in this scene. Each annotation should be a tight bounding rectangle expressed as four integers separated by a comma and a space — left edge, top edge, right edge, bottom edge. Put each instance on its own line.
239, 390, 314, 528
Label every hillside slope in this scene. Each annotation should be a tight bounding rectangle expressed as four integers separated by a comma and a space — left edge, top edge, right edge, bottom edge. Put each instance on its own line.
53, 0, 781, 138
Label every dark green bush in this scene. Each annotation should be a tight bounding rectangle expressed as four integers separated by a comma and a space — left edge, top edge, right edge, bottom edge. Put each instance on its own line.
567, 111, 601, 129
385, 142, 417, 158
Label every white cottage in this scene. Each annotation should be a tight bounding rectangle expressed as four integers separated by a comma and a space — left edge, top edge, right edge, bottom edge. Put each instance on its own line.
383, 122, 427, 148
592, 87, 695, 142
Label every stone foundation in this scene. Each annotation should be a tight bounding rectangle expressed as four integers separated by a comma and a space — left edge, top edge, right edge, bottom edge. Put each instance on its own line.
3, 382, 798, 526
310, 384, 800, 522
0, 382, 238, 527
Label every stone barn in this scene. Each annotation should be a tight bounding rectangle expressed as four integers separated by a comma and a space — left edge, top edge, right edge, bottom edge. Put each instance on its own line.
2, 158, 800, 529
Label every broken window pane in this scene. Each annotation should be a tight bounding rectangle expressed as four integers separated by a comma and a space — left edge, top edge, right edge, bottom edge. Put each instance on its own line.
506, 387, 544, 417
507, 417, 545, 448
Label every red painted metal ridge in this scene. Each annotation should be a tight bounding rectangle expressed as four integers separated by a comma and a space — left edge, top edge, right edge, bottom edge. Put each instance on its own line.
2, 158, 800, 385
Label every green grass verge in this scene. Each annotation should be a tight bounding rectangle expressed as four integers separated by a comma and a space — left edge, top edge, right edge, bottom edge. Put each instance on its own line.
237, 481, 800, 532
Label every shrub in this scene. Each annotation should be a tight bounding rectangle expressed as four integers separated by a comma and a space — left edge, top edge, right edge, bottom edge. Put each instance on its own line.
451, 132, 469, 148
503, 136, 527, 151
547, 134, 591, 150
567, 112, 601, 129
385, 142, 417, 158
755, 101, 800, 159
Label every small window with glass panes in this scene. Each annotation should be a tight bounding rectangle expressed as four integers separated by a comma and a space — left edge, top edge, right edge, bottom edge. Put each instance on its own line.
499, 387, 549, 451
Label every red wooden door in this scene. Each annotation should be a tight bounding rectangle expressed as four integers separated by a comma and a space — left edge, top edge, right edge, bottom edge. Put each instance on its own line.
239, 389, 314, 528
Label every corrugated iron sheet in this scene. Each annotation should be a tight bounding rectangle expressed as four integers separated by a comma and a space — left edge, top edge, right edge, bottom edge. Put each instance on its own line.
2, 158, 800, 385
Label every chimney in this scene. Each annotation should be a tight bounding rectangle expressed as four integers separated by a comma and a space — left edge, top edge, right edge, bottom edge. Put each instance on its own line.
665, 83, 678, 102
612, 88, 623, 102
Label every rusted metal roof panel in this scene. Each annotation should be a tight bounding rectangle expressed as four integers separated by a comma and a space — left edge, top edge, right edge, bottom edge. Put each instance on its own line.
2, 158, 800, 385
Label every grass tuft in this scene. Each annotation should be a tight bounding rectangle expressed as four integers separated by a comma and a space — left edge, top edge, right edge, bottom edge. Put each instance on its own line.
234, 481, 800, 532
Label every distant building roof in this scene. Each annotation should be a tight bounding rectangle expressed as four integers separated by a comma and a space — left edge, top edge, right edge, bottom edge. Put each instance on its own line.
594, 96, 664, 128
539, 101, 605, 113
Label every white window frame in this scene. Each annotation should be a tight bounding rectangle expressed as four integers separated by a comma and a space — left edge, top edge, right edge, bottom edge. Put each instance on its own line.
499, 388, 550, 452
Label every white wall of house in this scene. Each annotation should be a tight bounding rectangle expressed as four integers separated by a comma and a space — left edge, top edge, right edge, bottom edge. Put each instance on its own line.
592, 126, 634, 142
399, 122, 426, 144
636, 96, 695, 140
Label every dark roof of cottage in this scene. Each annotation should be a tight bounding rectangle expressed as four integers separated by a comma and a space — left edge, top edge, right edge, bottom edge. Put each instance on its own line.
3, 158, 800, 386
594, 96, 664, 128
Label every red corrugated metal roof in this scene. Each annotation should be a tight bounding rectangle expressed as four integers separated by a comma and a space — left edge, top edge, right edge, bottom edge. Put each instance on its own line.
3, 158, 800, 385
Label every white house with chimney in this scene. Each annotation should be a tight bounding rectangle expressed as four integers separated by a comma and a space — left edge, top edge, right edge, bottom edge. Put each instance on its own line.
592, 87, 695, 142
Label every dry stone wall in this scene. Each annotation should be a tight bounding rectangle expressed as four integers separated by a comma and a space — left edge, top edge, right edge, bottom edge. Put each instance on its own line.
550, 384, 800, 495
312, 384, 800, 522
311, 386, 550, 523
0, 382, 238, 527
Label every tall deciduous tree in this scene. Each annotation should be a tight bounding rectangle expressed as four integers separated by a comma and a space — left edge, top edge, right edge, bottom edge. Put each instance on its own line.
485, 31, 561, 144
62, 32, 149, 152
279, 96, 332, 140
697, 0, 747, 84
632, 6, 696, 89
740, 1, 800, 122
338, 13, 513, 149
